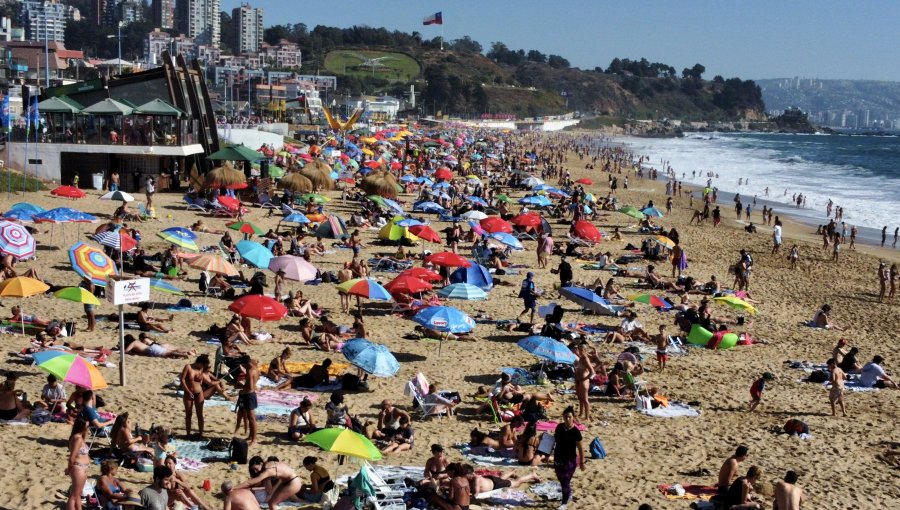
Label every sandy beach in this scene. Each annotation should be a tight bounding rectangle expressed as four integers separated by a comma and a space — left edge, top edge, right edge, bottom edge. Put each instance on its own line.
0, 132, 898, 510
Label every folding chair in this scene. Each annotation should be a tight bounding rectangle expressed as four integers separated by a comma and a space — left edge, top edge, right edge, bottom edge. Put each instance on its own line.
257, 190, 278, 210
213, 345, 240, 384
404, 381, 444, 420
513, 229, 538, 241
364, 462, 408, 510
219, 242, 239, 264
183, 195, 209, 212
199, 271, 221, 298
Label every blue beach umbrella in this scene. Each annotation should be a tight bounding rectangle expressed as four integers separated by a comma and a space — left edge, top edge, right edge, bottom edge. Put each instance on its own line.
400, 175, 416, 183
642, 207, 664, 218
282, 212, 310, 224
415, 176, 434, 186
466, 196, 489, 207
559, 286, 618, 314
518, 336, 577, 364
413, 201, 445, 213
433, 181, 451, 190
449, 261, 493, 290
236, 240, 275, 268
2, 209, 38, 222
437, 283, 488, 300
381, 198, 405, 215
341, 338, 400, 377
9, 203, 44, 214
149, 278, 184, 295
33, 207, 96, 223
157, 227, 199, 251
413, 306, 476, 334
518, 196, 552, 207
489, 232, 524, 250
396, 218, 423, 228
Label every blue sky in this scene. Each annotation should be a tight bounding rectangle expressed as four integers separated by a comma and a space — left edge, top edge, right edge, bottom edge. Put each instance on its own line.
222, 0, 900, 81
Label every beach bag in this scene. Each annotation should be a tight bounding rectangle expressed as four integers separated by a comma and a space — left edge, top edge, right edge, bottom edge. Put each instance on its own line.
808, 370, 828, 384
784, 419, 809, 436
207, 438, 230, 452
589, 437, 607, 459
31, 408, 51, 425
536, 432, 555, 456
229, 437, 249, 464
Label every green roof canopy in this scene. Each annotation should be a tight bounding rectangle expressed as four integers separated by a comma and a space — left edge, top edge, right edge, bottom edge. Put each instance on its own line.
37, 96, 83, 114
206, 144, 263, 162
82, 98, 133, 115
134, 99, 187, 117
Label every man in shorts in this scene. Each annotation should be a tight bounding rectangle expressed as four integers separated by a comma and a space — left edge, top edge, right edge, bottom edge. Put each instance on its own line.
235, 355, 260, 446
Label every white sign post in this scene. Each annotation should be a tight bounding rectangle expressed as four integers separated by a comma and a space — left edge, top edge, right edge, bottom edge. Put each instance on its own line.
107, 278, 151, 386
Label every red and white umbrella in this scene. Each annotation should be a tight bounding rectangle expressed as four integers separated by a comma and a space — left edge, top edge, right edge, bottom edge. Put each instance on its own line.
0, 221, 36, 260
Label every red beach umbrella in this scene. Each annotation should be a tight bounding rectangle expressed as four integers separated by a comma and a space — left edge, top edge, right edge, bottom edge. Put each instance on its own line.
408, 225, 441, 243
575, 178, 593, 185
398, 267, 442, 282
385, 275, 433, 295
434, 168, 453, 180
50, 186, 86, 199
426, 251, 472, 268
479, 216, 513, 234
510, 213, 542, 228
228, 295, 288, 321
572, 220, 602, 243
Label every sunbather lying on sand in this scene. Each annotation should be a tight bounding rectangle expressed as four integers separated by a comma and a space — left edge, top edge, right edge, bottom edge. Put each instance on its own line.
9, 306, 49, 327
124, 333, 195, 358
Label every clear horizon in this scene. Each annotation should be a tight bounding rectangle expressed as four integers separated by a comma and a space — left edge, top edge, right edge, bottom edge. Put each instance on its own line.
220, 0, 900, 82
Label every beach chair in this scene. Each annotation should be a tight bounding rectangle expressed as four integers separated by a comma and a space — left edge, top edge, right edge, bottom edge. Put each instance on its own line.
213, 345, 239, 384
513, 228, 538, 242
199, 271, 221, 298
390, 294, 430, 315
471, 245, 491, 265
212, 203, 240, 218
404, 381, 444, 420
256, 190, 278, 210
369, 258, 412, 273
218, 241, 239, 264
183, 194, 209, 212
363, 462, 408, 510
137, 203, 154, 220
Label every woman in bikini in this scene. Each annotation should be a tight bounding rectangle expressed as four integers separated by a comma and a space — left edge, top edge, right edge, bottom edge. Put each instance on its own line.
110, 412, 153, 456
164, 455, 213, 510
123, 334, 195, 358
573, 342, 596, 421
515, 421, 547, 466
235, 456, 306, 510
66, 419, 91, 510
180, 354, 231, 437
97, 460, 135, 509
423, 444, 450, 486
299, 456, 334, 503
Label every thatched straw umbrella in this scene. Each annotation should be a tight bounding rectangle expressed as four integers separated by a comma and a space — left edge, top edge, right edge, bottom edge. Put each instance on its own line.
205, 163, 247, 188
360, 170, 399, 198
279, 172, 313, 193
189, 163, 204, 190
300, 159, 334, 191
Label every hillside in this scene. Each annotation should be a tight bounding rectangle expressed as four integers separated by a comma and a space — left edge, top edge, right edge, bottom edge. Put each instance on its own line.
756, 78, 900, 127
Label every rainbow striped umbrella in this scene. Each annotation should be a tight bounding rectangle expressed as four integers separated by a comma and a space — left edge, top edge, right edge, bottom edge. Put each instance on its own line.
188, 252, 239, 276
32, 351, 108, 389
157, 227, 199, 251
68, 242, 118, 286
0, 220, 36, 260
628, 293, 672, 309
150, 278, 184, 295
337, 278, 392, 300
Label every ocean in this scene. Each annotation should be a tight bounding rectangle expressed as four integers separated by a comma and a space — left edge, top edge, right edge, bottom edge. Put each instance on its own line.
620, 132, 900, 243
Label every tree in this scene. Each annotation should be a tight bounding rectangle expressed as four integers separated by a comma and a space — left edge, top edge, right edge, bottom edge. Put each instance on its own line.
713, 75, 725, 84
527, 50, 547, 64
264, 25, 292, 46
450, 36, 482, 55
606, 58, 624, 74
219, 11, 234, 54
691, 63, 706, 80
547, 54, 570, 69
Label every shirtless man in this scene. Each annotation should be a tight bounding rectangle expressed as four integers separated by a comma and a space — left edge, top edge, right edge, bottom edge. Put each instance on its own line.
233, 457, 303, 510
0, 374, 29, 421
717, 445, 749, 495
138, 303, 173, 333
498, 416, 523, 449
234, 356, 260, 446
773, 471, 805, 510
180, 354, 231, 437
827, 358, 846, 417
572, 342, 596, 421
221, 481, 260, 510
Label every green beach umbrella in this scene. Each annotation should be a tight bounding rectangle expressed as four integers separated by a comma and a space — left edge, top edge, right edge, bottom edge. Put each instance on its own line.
269, 165, 285, 179
227, 221, 265, 236
495, 194, 511, 203
206, 144, 263, 162
299, 193, 330, 204
618, 206, 646, 220
305, 428, 382, 460
53, 287, 101, 305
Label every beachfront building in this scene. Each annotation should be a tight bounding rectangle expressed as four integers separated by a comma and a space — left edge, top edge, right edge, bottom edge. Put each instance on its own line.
0, 17, 26, 42
176, 0, 220, 47
118, 0, 145, 25
258, 40, 301, 69
21, 0, 79, 43
4, 52, 220, 191
151, 0, 174, 30
344, 95, 400, 121
232, 3, 264, 54
3, 41, 84, 85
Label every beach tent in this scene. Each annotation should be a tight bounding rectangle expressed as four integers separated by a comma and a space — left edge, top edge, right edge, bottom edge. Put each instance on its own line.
686, 324, 738, 350
378, 216, 419, 242
315, 215, 350, 240
449, 261, 493, 290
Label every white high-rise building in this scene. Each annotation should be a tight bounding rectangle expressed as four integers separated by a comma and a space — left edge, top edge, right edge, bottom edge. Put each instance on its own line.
21, 1, 79, 42
176, 0, 220, 48
232, 3, 263, 54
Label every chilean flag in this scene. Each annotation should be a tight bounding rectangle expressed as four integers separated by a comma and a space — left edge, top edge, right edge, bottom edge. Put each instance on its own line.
423, 11, 443, 25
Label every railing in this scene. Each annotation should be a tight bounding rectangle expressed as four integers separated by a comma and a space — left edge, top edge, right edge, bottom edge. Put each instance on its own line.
8, 118, 198, 147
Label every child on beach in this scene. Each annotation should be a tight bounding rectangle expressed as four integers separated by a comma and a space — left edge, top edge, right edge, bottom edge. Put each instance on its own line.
655, 325, 668, 372
747, 372, 774, 412
789, 245, 800, 269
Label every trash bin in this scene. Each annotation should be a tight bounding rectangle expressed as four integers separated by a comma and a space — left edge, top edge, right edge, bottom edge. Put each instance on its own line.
92, 173, 104, 190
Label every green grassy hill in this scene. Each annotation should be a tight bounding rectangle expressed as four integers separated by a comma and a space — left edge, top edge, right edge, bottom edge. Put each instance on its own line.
324, 50, 420, 82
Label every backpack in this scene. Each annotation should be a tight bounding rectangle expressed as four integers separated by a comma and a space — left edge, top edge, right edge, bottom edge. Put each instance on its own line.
807, 370, 828, 383
589, 437, 607, 459
229, 437, 249, 464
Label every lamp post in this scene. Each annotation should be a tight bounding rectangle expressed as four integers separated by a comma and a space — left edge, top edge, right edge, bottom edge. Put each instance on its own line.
106, 21, 124, 76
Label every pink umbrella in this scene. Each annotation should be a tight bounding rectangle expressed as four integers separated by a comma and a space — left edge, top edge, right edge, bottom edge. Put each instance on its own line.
268, 255, 317, 281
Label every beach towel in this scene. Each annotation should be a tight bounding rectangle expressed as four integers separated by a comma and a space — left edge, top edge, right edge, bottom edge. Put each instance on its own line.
501, 367, 540, 386
534, 421, 587, 433
639, 401, 700, 418
657, 483, 717, 500
529, 481, 562, 501
168, 438, 230, 467
165, 305, 209, 313
454, 443, 521, 467
258, 361, 349, 376
475, 488, 532, 506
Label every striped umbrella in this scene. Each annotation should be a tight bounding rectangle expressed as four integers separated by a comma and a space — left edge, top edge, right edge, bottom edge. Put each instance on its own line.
150, 279, 184, 295
92, 230, 138, 252
32, 351, 107, 389
337, 278, 392, 300
158, 227, 199, 251
227, 221, 265, 236
99, 190, 135, 202
628, 293, 672, 309
436, 283, 488, 300
68, 242, 118, 286
188, 253, 238, 276
0, 221, 36, 260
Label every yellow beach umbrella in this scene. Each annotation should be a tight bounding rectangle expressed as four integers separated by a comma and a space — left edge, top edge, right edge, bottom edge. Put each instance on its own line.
713, 296, 758, 315
655, 235, 675, 249
54, 287, 102, 306
362, 148, 375, 156
0, 277, 50, 333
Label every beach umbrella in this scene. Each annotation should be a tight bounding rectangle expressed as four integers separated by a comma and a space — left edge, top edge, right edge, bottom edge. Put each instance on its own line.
413, 306, 475, 334
544, 188, 570, 198
480, 217, 513, 234
400, 174, 416, 183
494, 194, 511, 203
583, 193, 596, 203
642, 206, 664, 218
315, 215, 350, 240
2, 209, 38, 222
518, 196, 552, 207
575, 178, 593, 185
227, 221, 265, 236
489, 232, 524, 250
460, 210, 487, 221
434, 168, 453, 180
510, 213, 542, 228
437, 283, 487, 300
236, 240, 274, 268
466, 196, 489, 207
341, 338, 400, 377
268, 255, 318, 282
281, 212, 310, 225
149, 279, 184, 295
217, 195, 243, 212
628, 293, 672, 309
99, 190, 135, 202
205, 164, 248, 189
268, 165, 285, 179
0, 276, 49, 333
0, 221, 36, 260
158, 227, 199, 251
618, 206, 646, 220
559, 287, 616, 314
522, 177, 544, 188
53, 287, 101, 306
279, 172, 314, 193
396, 218, 423, 228
449, 262, 493, 290
32, 207, 96, 223
228, 294, 288, 321
408, 224, 441, 243
8, 203, 43, 214
385, 275, 433, 295
32, 351, 107, 390
655, 235, 675, 249
378, 217, 419, 242
426, 252, 471, 268
518, 336, 577, 364
305, 428, 382, 461
572, 220, 602, 243
50, 185, 86, 199
189, 253, 238, 276
398, 267, 442, 282
92, 230, 138, 253
337, 278, 392, 301
69, 242, 118, 286
360, 171, 399, 199
713, 296, 758, 315
412, 201, 445, 213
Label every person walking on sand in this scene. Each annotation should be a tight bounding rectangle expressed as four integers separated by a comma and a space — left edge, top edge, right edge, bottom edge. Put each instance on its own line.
747, 372, 774, 412
773, 471, 805, 510
878, 262, 889, 303
832, 234, 842, 262
881, 226, 887, 247
553, 406, 585, 510
234, 355, 259, 446
671, 242, 686, 278
789, 245, 800, 269
771, 222, 783, 255
655, 324, 669, 372
827, 358, 846, 417
518, 272, 539, 325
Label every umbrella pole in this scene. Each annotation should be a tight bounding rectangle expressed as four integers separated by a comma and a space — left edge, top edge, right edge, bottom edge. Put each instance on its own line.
21, 299, 25, 334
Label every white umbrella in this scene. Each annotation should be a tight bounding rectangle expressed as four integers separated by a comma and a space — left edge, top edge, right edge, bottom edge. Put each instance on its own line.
460, 210, 488, 220
523, 177, 544, 188
100, 190, 135, 202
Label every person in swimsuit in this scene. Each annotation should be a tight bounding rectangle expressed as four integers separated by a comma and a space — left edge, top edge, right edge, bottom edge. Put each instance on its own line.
266, 348, 292, 384
180, 354, 231, 437
97, 460, 136, 509
235, 456, 306, 510
298, 456, 333, 503
66, 419, 91, 510
373, 400, 411, 440
163, 455, 212, 510
137, 303, 173, 333
235, 355, 259, 446
221, 480, 261, 510
9, 305, 50, 327
471, 469, 541, 493
381, 416, 415, 455
572, 342, 596, 421
288, 398, 317, 440
0, 374, 29, 421
423, 444, 450, 486
124, 334, 195, 358
515, 421, 547, 466
110, 412, 153, 456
